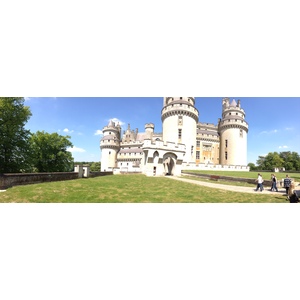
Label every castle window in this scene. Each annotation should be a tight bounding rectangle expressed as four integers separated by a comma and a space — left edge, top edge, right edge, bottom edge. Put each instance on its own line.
225, 151, 228, 160
109, 151, 111, 155
180, 97, 182, 100
178, 129, 182, 139
197, 140, 200, 147
240, 129, 243, 137
178, 116, 183, 125
191, 146, 194, 155
225, 140, 228, 148
109, 132, 111, 134
196, 151, 200, 160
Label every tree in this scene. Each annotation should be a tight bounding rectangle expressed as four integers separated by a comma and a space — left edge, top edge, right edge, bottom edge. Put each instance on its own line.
247, 163, 257, 171
279, 151, 300, 171
30, 131, 74, 172
256, 152, 284, 170
0, 98, 32, 173
90, 162, 101, 171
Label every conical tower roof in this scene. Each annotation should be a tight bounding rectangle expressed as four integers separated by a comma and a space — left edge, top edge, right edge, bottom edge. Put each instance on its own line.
230, 99, 237, 107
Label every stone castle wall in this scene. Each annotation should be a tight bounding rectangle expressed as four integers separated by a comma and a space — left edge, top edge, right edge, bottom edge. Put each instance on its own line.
0, 172, 79, 190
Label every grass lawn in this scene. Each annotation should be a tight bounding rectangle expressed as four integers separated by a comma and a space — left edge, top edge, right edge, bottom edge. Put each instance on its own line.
0, 174, 291, 203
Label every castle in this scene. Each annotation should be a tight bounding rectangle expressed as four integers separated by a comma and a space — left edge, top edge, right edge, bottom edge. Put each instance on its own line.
100, 97, 249, 176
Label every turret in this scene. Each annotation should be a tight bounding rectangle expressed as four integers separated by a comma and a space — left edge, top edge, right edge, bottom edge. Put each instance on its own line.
162, 97, 199, 164
145, 123, 155, 140
100, 120, 121, 171
218, 98, 249, 166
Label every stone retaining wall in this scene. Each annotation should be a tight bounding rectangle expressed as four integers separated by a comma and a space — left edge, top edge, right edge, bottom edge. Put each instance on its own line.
90, 171, 113, 177
0, 171, 115, 190
182, 172, 274, 187
0, 172, 79, 190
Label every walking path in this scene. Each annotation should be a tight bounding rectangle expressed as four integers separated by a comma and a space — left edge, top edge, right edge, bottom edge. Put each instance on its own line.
166, 176, 288, 195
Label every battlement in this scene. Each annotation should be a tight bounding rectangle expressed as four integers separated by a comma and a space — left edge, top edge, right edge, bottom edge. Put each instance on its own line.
145, 123, 155, 129
161, 102, 199, 122
143, 139, 186, 151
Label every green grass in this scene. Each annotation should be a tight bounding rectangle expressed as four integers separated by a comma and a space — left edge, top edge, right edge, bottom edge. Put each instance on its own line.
182, 170, 300, 181
0, 174, 290, 203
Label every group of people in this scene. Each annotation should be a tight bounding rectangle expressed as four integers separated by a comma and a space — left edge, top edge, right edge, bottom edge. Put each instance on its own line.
255, 173, 295, 195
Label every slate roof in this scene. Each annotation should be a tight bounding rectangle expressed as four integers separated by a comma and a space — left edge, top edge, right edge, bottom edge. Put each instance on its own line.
197, 130, 219, 136
101, 134, 118, 141
230, 99, 237, 107
136, 133, 148, 141
119, 147, 143, 154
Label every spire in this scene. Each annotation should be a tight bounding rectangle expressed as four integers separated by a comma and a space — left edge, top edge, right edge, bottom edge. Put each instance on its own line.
231, 99, 237, 107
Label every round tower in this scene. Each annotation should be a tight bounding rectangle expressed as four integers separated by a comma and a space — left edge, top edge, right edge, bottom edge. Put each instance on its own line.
162, 97, 199, 164
100, 120, 121, 171
218, 98, 248, 166
145, 123, 155, 140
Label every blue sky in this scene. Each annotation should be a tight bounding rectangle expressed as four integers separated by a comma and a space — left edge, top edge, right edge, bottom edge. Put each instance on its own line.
24, 97, 300, 164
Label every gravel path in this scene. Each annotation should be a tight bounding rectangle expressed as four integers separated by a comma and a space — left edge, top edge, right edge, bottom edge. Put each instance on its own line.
166, 176, 288, 195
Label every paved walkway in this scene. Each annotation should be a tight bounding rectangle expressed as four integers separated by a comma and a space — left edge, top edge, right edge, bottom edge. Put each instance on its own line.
166, 176, 288, 195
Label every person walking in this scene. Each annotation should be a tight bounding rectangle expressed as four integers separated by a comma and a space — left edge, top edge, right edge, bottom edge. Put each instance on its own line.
270, 174, 279, 192
255, 173, 264, 192
283, 174, 292, 195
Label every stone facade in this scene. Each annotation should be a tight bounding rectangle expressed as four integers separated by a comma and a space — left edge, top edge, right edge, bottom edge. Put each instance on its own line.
100, 97, 249, 176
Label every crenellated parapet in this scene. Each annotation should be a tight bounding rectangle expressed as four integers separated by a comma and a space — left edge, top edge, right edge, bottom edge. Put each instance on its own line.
218, 98, 249, 133
161, 99, 199, 122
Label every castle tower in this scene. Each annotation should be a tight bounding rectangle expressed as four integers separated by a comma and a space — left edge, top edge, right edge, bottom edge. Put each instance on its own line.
162, 97, 199, 164
100, 120, 121, 171
145, 123, 155, 140
218, 99, 249, 166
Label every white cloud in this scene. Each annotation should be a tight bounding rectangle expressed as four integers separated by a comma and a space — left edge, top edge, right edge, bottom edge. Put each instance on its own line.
63, 128, 74, 133
259, 129, 278, 134
24, 97, 31, 101
94, 130, 103, 136
67, 146, 86, 153
110, 118, 125, 126
285, 127, 294, 131
279, 145, 289, 149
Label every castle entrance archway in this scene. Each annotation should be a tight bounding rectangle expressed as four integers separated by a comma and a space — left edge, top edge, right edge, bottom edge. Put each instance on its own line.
163, 153, 177, 176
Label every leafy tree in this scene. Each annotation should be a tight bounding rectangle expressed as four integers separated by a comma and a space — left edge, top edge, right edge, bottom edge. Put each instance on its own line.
90, 162, 101, 171
279, 151, 300, 171
30, 131, 74, 172
256, 152, 284, 170
0, 97, 32, 173
247, 163, 257, 171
